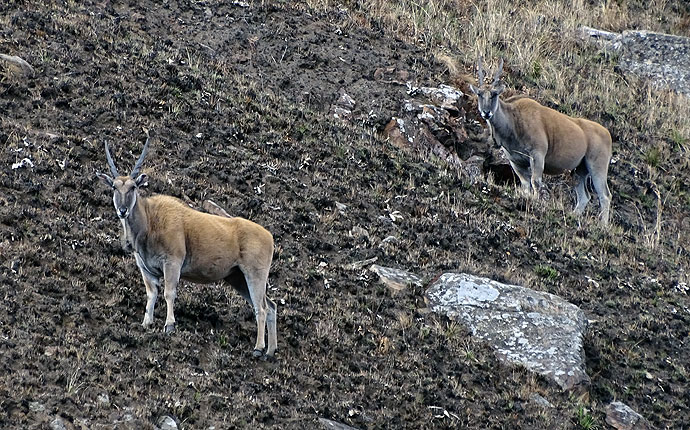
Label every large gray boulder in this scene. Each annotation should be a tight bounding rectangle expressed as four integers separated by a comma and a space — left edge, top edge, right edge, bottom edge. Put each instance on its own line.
619, 30, 690, 96
580, 27, 690, 96
426, 273, 589, 390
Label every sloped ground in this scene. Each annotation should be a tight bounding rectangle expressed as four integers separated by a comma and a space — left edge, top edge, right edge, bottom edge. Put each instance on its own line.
0, 1, 688, 429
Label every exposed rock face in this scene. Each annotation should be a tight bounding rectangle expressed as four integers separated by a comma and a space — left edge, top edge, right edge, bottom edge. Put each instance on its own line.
382, 83, 490, 180
383, 82, 514, 184
580, 27, 690, 96
384, 94, 467, 169
605, 402, 655, 430
619, 31, 690, 96
426, 273, 589, 390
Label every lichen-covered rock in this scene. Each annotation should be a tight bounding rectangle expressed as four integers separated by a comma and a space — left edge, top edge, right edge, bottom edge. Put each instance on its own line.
579, 27, 690, 96
414, 84, 465, 113
426, 273, 589, 390
619, 30, 690, 96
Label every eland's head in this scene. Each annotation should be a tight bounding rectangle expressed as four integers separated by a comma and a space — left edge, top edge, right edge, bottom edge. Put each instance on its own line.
96, 130, 151, 220
469, 57, 506, 121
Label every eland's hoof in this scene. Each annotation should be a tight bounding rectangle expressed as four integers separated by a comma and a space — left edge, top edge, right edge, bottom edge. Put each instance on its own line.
164, 323, 176, 334
252, 349, 263, 358
261, 351, 276, 362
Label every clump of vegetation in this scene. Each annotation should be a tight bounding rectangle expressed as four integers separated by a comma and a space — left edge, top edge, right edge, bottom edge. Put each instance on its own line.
534, 264, 559, 281
575, 404, 598, 430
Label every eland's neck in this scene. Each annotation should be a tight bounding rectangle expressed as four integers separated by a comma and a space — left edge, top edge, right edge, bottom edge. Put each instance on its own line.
487, 99, 513, 140
121, 193, 149, 252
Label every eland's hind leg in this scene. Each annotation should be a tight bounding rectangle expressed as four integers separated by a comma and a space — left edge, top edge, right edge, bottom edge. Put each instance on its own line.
573, 162, 590, 216
240, 265, 270, 357
587, 158, 612, 225
266, 297, 277, 356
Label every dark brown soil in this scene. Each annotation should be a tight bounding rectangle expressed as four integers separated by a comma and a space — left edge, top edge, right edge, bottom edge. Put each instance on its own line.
1, 1, 688, 429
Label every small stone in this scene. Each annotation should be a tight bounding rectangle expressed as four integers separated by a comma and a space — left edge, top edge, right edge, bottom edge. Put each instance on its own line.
343, 257, 377, 271
156, 415, 178, 430
319, 418, 361, 430
381, 235, 397, 244
370, 264, 423, 292
332, 106, 352, 119
29, 401, 45, 412
605, 402, 654, 430
349, 226, 369, 239
203, 200, 231, 218
529, 393, 553, 408
97, 393, 110, 406
337, 89, 356, 110
0, 53, 35, 77
50, 417, 67, 430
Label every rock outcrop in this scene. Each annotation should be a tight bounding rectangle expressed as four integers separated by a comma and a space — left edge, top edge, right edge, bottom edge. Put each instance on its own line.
381, 81, 516, 185
426, 273, 589, 390
580, 27, 690, 96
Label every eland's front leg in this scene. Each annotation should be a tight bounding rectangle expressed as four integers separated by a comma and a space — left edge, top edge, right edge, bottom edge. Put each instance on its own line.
135, 254, 159, 328
141, 273, 159, 328
508, 159, 532, 195
529, 152, 545, 198
162, 261, 182, 333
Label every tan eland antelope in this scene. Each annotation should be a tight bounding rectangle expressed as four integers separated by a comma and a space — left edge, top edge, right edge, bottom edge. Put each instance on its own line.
469, 57, 613, 225
96, 131, 277, 357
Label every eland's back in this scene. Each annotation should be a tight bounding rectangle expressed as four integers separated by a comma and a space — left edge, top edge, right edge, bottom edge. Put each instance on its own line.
144, 195, 274, 283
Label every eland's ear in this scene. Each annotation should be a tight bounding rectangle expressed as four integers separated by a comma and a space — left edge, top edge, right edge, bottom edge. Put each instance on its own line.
469, 84, 479, 95
135, 173, 149, 188
96, 172, 114, 188
492, 82, 506, 95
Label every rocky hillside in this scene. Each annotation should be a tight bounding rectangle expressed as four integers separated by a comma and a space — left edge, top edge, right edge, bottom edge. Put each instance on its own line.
0, 1, 688, 429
